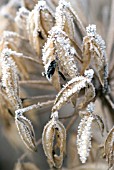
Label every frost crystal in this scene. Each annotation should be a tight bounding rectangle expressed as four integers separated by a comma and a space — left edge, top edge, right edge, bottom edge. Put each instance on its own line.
95, 34, 106, 53
86, 102, 95, 113
84, 69, 94, 81
77, 115, 94, 163
86, 24, 96, 36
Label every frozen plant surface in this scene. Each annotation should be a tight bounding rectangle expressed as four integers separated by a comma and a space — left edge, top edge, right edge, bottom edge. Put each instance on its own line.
0, 0, 114, 170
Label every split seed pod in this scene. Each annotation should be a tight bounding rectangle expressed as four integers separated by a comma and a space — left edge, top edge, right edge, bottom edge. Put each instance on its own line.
27, 1, 54, 57
52, 69, 94, 113
42, 114, 66, 168
0, 48, 22, 110
42, 26, 79, 90
104, 126, 114, 169
15, 110, 37, 151
82, 24, 108, 90
55, 0, 85, 40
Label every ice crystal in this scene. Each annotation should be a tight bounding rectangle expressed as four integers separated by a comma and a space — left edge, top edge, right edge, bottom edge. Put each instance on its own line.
84, 69, 94, 82
86, 102, 95, 113
86, 24, 96, 37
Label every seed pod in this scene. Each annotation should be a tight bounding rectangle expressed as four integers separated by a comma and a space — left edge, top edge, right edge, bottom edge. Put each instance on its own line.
55, 0, 85, 40
0, 48, 22, 110
82, 24, 108, 89
77, 115, 94, 163
77, 83, 95, 110
15, 7, 29, 37
104, 126, 114, 169
27, 1, 54, 57
52, 69, 94, 113
55, 0, 76, 41
15, 111, 37, 152
42, 116, 66, 168
42, 26, 79, 87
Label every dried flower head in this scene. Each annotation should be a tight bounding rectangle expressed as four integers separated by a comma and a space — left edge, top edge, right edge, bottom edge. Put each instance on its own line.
42, 113, 66, 168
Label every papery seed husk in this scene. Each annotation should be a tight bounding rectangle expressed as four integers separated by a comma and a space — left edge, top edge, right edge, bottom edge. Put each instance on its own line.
104, 126, 114, 169
52, 75, 93, 113
15, 115, 37, 152
42, 118, 66, 168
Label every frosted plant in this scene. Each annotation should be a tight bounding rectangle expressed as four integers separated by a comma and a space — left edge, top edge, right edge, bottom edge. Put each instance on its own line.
0, 0, 113, 169
27, 0, 54, 57
42, 26, 79, 90
15, 110, 37, 151
77, 115, 94, 163
42, 111, 66, 168
82, 24, 108, 92
15, 7, 30, 31
52, 69, 95, 113
104, 126, 114, 169
0, 48, 22, 110
55, 0, 85, 39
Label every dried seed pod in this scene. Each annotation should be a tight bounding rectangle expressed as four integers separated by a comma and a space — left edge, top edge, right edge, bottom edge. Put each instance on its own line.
77, 83, 95, 109
55, 0, 85, 40
55, 0, 76, 41
15, 7, 30, 37
86, 102, 104, 136
15, 110, 37, 151
0, 48, 22, 110
42, 26, 79, 88
42, 30, 61, 91
77, 115, 94, 163
79, 102, 104, 136
82, 24, 108, 89
93, 114, 104, 136
27, 1, 54, 57
104, 126, 114, 169
42, 114, 66, 168
52, 69, 94, 113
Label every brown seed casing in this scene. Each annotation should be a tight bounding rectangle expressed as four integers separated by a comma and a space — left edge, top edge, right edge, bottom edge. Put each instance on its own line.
42, 117, 66, 168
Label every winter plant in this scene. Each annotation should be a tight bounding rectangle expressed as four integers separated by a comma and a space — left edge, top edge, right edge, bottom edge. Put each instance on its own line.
0, 0, 114, 170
